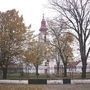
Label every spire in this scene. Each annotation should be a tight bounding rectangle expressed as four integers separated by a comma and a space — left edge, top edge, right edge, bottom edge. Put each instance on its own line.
43, 13, 44, 20
39, 14, 48, 32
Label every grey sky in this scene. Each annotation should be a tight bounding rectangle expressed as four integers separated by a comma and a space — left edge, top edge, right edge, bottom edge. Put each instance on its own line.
0, 0, 53, 33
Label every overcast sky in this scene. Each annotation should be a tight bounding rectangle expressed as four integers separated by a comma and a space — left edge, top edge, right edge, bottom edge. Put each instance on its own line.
0, 0, 56, 33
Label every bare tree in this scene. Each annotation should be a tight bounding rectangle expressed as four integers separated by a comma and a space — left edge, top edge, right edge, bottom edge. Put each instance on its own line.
49, 0, 90, 78
47, 18, 73, 77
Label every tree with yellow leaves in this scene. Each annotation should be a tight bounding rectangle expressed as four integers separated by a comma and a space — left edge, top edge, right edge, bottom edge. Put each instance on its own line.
0, 9, 26, 79
23, 40, 45, 77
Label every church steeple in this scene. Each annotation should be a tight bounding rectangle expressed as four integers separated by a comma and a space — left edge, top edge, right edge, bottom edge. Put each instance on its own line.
39, 14, 48, 42
39, 14, 49, 75
39, 14, 48, 32
43, 13, 44, 20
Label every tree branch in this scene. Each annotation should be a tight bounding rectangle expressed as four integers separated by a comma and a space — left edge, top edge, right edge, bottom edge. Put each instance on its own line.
86, 47, 90, 60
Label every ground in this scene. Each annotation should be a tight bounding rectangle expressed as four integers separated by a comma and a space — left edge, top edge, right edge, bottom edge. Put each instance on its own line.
0, 84, 90, 90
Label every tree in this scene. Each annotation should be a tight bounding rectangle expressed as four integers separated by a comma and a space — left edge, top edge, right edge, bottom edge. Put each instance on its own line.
23, 40, 44, 78
49, 0, 90, 78
0, 9, 26, 79
47, 18, 73, 77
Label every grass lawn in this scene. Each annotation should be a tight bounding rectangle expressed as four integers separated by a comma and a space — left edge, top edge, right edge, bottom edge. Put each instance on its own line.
0, 72, 90, 80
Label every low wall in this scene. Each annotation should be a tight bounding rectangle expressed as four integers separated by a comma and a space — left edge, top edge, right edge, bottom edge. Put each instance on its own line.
0, 79, 90, 84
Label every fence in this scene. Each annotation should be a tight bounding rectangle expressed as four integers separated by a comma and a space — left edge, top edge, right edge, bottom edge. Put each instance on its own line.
0, 66, 90, 79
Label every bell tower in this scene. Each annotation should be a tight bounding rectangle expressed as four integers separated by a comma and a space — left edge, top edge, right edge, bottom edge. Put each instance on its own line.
39, 14, 49, 75
39, 14, 48, 42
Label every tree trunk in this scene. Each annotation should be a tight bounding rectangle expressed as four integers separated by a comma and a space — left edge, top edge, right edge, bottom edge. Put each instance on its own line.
82, 60, 87, 79
35, 64, 39, 78
2, 67, 8, 79
79, 35, 87, 79
63, 63, 67, 77
56, 62, 60, 76
80, 42, 87, 79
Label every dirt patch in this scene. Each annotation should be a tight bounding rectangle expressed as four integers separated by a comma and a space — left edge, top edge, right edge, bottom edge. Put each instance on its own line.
0, 84, 90, 90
